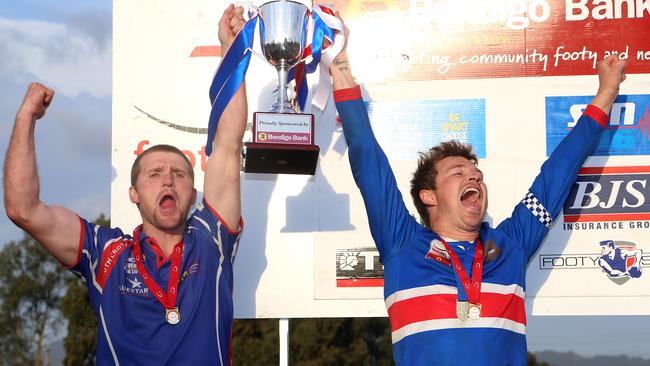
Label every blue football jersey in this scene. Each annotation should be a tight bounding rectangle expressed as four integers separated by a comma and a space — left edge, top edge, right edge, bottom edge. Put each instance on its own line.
68, 199, 242, 365
334, 86, 607, 366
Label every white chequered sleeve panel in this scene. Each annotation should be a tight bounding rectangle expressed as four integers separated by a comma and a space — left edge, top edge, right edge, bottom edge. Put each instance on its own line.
521, 192, 553, 227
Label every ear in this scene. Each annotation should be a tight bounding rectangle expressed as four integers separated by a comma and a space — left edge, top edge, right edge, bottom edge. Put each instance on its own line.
419, 189, 437, 206
191, 188, 197, 205
129, 186, 140, 204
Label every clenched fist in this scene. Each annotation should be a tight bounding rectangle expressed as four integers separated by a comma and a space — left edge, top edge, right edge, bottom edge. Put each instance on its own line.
18, 82, 55, 121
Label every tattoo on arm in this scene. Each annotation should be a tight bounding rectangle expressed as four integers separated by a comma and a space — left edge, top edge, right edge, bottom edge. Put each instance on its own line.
334, 58, 349, 72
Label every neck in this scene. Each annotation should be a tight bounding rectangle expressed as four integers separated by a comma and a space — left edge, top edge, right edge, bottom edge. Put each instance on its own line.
430, 222, 479, 242
140, 223, 183, 257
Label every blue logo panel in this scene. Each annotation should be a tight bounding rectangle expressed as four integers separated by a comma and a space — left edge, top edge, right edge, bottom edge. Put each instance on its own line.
366, 99, 486, 160
546, 94, 650, 156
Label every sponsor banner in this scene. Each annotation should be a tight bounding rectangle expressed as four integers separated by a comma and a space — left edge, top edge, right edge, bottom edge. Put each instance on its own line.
562, 166, 650, 222
321, 0, 650, 81
539, 240, 647, 285
366, 99, 486, 160
336, 248, 384, 287
314, 233, 384, 300
546, 94, 650, 156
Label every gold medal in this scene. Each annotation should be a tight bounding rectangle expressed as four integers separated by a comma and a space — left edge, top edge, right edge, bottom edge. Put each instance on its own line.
456, 301, 469, 321
166, 307, 181, 325
468, 303, 482, 320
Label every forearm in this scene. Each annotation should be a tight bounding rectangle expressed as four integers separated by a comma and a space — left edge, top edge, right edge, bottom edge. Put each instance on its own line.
4, 112, 42, 223
330, 50, 356, 91
203, 82, 246, 229
589, 87, 618, 115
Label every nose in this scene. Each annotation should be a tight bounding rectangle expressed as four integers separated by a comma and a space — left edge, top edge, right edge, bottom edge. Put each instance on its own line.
468, 170, 482, 184
162, 171, 174, 187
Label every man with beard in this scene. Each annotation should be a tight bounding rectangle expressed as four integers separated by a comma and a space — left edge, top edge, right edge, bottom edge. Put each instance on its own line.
328, 18, 627, 365
4, 5, 247, 365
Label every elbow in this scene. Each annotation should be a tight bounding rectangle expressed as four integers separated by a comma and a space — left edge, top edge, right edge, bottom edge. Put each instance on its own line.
5, 205, 27, 227
4, 199, 36, 228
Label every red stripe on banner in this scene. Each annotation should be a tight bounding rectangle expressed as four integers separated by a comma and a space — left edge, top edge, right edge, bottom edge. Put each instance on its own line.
190, 45, 222, 57
564, 213, 650, 222
388, 292, 526, 332
336, 278, 384, 287
578, 166, 650, 174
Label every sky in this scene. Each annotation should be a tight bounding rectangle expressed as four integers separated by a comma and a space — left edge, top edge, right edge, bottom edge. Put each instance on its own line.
1, 1, 650, 363
0, 0, 112, 245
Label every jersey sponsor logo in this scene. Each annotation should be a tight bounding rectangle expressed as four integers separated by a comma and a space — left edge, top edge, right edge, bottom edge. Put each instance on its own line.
561, 166, 650, 224
336, 248, 383, 287
484, 239, 502, 263
119, 254, 151, 296
546, 94, 650, 156
425, 239, 451, 266
119, 277, 150, 296
366, 99, 486, 160
124, 255, 138, 274
179, 263, 199, 285
539, 240, 647, 285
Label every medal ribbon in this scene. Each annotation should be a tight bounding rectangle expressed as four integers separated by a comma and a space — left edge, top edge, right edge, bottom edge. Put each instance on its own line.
132, 226, 184, 311
440, 238, 484, 305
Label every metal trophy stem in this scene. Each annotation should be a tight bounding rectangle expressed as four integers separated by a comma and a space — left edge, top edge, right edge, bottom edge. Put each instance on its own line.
272, 60, 292, 113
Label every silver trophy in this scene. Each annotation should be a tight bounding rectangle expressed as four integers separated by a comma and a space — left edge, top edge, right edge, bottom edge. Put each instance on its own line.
259, 0, 309, 113
244, 0, 319, 175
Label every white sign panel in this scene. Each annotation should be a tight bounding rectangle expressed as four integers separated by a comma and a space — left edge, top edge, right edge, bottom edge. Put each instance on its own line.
113, 0, 650, 318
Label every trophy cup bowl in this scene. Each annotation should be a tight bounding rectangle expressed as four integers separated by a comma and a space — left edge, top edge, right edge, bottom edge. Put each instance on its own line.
244, 0, 320, 175
259, 0, 308, 113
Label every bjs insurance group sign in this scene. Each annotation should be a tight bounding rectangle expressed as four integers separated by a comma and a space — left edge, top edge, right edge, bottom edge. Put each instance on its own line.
113, 0, 650, 319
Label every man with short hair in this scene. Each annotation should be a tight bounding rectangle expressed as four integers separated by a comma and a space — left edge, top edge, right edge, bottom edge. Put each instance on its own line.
4, 5, 247, 365
329, 19, 627, 365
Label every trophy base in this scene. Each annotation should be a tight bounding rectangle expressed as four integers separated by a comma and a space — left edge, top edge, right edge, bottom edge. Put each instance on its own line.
243, 142, 320, 175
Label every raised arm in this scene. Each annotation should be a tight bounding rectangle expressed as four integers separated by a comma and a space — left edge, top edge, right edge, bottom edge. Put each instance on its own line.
589, 54, 627, 114
203, 4, 247, 230
329, 17, 418, 259
497, 55, 627, 259
3, 83, 81, 267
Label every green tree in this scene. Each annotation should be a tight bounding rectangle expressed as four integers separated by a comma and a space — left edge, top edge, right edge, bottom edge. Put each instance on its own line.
60, 214, 108, 366
61, 279, 96, 366
0, 234, 72, 365
231, 318, 393, 365
232, 319, 279, 365
528, 352, 551, 366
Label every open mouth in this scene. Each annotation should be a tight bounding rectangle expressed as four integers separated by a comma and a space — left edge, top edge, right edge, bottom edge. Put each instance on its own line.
460, 187, 481, 207
159, 194, 177, 213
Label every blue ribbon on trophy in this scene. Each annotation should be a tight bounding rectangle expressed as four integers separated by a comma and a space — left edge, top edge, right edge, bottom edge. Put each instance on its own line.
205, 2, 344, 156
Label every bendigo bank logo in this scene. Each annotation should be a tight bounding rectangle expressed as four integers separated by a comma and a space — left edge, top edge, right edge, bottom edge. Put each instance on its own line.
539, 240, 647, 285
545, 95, 650, 156
562, 166, 650, 225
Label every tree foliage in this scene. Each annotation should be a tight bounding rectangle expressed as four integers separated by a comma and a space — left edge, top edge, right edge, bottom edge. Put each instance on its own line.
0, 234, 71, 365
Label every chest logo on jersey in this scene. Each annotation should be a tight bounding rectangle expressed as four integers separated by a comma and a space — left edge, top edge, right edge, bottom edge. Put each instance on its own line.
484, 239, 502, 263
119, 255, 150, 297
425, 239, 451, 266
179, 262, 200, 285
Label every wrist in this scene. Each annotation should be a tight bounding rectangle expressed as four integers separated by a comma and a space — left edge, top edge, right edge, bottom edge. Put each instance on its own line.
16, 108, 37, 123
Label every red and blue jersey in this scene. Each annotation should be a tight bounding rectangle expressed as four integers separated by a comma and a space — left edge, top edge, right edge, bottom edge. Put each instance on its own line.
334, 86, 608, 366
67, 199, 242, 365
